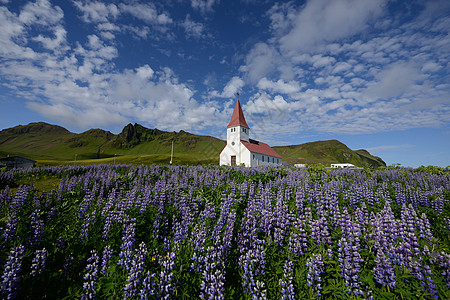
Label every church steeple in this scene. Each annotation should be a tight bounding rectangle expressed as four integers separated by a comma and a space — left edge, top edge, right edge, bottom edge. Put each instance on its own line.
227, 95, 249, 144
227, 97, 249, 129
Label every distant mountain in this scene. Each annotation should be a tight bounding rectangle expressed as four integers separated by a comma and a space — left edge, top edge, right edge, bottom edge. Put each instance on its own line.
273, 140, 385, 168
0, 122, 385, 167
0, 122, 225, 163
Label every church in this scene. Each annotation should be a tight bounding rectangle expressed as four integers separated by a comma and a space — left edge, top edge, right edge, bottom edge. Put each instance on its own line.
220, 98, 282, 167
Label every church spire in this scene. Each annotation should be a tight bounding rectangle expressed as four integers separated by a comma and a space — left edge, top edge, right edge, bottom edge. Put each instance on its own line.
227, 95, 249, 129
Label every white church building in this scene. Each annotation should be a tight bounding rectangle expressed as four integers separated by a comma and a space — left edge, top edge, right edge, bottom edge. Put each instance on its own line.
220, 99, 282, 167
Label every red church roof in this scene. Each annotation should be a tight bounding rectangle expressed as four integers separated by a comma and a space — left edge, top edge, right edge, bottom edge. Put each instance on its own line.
227, 99, 249, 129
241, 139, 281, 158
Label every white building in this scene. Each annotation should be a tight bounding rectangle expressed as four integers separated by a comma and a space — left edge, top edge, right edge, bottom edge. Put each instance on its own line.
219, 99, 282, 167
330, 163, 356, 168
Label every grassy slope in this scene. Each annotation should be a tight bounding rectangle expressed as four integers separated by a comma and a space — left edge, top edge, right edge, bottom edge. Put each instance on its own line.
1, 123, 385, 167
0, 122, 225, 165
273, 140, 385, 167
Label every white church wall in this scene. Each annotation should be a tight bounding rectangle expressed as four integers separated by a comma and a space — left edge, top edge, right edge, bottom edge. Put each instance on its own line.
241, 147, 251, 167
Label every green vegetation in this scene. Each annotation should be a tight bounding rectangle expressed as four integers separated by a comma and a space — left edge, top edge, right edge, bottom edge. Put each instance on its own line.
0, 122, 225, 165
0, 122, 386, 167
273, 140, 385, 167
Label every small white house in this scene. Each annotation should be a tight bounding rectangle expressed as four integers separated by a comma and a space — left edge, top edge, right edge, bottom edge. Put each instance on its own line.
330, 163, 356, 168
219, 99, 282, 167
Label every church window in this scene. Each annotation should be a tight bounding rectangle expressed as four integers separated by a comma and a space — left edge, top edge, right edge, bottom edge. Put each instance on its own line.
253, 154, 255, 160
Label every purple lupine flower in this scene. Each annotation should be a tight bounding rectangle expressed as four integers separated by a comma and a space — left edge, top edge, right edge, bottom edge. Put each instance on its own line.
279, 258, 295, 300
81, 250, 99, 300
159, 252, 175, 299
239, 244, 266, 298
338, 221, 364, 297
1, 215, 18, 246
9, 186, 29, 214
63, 254, 74, 271
422, 264, 438, 299
80, 210, 96, 241
102, 212, 114, 241
1, 244, 25, 300
309, 217, 331, 248
30, 248, 47, 277
288, 220, 308, 256
139, 271, 156, 299
436, 252, 450, 288
78, 191, 95, 219
124, 242, 148, 299
431, 195, 443, 215
28, 209, 44, 246
118, 218, 136, 271
254, 280, 267, 300
306, 253, 324, 297
200, 247, 224, 300
101, 245, 113, 275
373, 248, 396, 290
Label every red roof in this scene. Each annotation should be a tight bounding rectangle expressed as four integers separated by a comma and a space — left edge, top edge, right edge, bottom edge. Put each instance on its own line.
241, 139, 281, 158
227, 99, 249, 129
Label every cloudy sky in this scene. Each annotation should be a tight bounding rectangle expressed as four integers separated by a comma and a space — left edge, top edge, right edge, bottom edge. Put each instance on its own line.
0, 0, 449, 167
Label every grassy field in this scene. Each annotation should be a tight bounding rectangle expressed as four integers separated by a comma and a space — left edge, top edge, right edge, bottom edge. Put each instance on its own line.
35, 152, 219, 167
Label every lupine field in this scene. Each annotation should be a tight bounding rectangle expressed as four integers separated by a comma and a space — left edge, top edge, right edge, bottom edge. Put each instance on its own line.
0, 164, 449, 299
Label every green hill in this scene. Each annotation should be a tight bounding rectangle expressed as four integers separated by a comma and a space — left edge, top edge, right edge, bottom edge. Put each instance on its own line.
0, 122, 385, 167
0, 122, 225, 165
273, 140, 385, 168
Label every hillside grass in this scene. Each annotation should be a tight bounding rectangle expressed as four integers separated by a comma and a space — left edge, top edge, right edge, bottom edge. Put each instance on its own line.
36, 152, 219, 167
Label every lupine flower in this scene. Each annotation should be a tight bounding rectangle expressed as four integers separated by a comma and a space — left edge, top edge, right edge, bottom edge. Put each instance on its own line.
338, 221, 364, 297
1, 244, 25, 300
200, 247, 224, 300
373, 248, 396, 290
239, 245, 266, 297
421, 264, 438, 299
81, 250, 99, 300
30, 248, 47, 277
28, 209, 44, 246
159, 252, 175, 299
279, 258, 295, 300
1, 215, 18, 246
306, 253, 324, 297
80, 210, 96, 241
139, 271, 156, 299
124, 242, 148, 299
101, 245, 113, 275
118, 218, 137, 271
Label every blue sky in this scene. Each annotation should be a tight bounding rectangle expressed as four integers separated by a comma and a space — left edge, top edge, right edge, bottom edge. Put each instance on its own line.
0, 0, 449, 167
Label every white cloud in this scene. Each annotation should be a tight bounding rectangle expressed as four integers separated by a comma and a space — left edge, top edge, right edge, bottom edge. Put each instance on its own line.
240, 43, 281, 83
0, 2, 222, 132
33, 27, 68, 51
257, 78, 302, 95
72, 0, 119, 23
279, 0, 387, 53
190, 0, 220, 14
332, 62, 352, 74
364, 63, 425, 100
119, 3, 172, 25
135, 65, 154, 80
210, 76, 244, 98
266, 1, 297, 36
181, 15, 206, 39
19, 0, 64, 25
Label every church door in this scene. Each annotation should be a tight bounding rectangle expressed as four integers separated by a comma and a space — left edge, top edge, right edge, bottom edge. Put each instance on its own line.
231, 156, 236, 166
